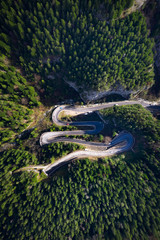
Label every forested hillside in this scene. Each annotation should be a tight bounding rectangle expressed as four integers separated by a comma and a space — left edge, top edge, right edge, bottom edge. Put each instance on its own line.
0, 0, 154, 94
100, 104, 160, 143
1, 105, 160, 239
0, 0, 160, 239
0, 55, 39, 145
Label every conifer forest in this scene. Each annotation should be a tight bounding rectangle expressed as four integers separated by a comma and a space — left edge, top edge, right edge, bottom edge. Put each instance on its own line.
0, 0, 160, 239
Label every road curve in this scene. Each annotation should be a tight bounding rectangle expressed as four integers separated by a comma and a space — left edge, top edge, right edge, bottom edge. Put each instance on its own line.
40, 99, 158, 147
16, 100, 159, 176
40, 101, 147, 176
43, 131, 134, 176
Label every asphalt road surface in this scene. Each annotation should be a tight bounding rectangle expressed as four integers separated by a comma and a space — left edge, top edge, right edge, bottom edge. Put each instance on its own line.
44, 131, 134, 176
40, 101, 155, 175
39, 99, 160, 176
16, 99, 160, 176
40, 99, 159, 146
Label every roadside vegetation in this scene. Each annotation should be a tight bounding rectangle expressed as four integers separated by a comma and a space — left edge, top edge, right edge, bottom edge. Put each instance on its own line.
1, 150, 160, 240
0, 0, 160, 240
61, 112, 105, 143
100, 104, 160, 144
0, 55, 39, 145
41, 124, 85, 163
1, 104, 160, 240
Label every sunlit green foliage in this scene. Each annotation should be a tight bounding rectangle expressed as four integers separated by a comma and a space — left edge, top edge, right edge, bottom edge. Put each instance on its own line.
0, 153, 160, 239
41, 124, 84, 163
0, 99, 34, 145
0, 54, 39, 144
0, 55, 38, 106
0, 0, 154, 95
64, 12, 154, 91
0, 0, 159, 239
0, 101, 32, 130
0, 149, 38, 177
42, 142, 84, 163
0, 104, 160, 239
100, 104, 160, 142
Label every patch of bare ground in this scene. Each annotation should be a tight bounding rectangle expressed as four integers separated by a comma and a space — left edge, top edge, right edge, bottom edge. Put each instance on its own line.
104, 135, 112, 144
34, 73, 41, 84
42, 55, 61, 64
3, 56, 11, 66
86, 156, 99, 162
121, 0, 148, 18
58, 111, 74, 120
26, 104, 53, 129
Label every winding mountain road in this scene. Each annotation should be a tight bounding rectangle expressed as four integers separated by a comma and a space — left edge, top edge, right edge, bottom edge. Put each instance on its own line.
39, 99, 159, 176
40, 99, 157, 146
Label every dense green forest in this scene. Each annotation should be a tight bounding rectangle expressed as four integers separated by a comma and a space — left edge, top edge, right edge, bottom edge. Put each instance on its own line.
0, 55, 39, 145
64, 12, 154, 91
100, 104, 160, 143
0, 0, 154, 94
143, 0, 160, 37
1, 105, 160, 239
0, 0, 160, 239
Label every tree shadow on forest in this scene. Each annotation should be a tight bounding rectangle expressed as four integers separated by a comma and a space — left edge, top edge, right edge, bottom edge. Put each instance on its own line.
38, 77, 82, 107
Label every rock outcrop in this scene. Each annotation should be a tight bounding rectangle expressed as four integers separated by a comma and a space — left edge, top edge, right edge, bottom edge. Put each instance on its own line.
65, 80, 149, 102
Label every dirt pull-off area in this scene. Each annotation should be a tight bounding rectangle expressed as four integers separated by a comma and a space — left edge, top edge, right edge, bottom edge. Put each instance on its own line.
121, 0, 148, 18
